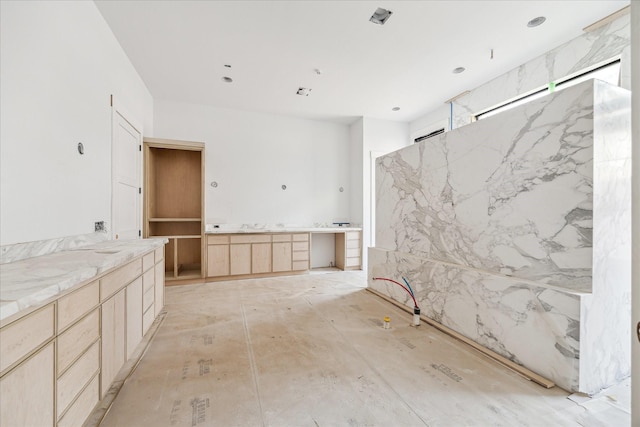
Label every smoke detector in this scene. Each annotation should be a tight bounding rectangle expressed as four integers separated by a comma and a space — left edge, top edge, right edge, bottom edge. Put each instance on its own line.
296, 87, 312, 96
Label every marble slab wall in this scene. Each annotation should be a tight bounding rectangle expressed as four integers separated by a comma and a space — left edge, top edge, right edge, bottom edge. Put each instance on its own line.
370, 80, 631, 394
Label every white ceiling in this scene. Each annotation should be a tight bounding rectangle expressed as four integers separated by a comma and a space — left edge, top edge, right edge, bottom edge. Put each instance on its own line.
95, 0, 629, 124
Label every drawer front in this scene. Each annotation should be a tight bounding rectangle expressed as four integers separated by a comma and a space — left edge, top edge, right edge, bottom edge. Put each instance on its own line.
230, 234, 271, 244
346, 248, 361, 258
292, 251, 309, 261
58, 281, 99, 333
143, 306, 155, 335
57, 340, 100, 417
154, 246, 164, 261
292, 233, 309, 242
57, 374, 99, 427
207, 235, 230, 244
292, 260, 309, 271
143, 268, 155, 292
346, 239, 360, 249
57, 308, 100, 375
0, 342, 54, 427
101, 259, 142, 301
292, 241, 308, 251
346, 231, 360, 241
0, 303, 55, 374
346, 257, 361, 267
271, 234, 292, 242
142, 252, 155, 272
143, 286, 154, 312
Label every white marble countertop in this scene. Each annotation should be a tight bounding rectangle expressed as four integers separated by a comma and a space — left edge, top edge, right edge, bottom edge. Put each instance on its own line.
206, 226, 362, 234
0, 238, 167, 323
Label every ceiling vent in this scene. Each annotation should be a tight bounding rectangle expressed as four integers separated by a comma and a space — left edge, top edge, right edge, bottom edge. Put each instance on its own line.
370, 8, 392, 25
296, 87, 312, 96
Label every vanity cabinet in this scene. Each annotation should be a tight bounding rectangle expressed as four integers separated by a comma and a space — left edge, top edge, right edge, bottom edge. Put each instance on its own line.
0, 244, 165, 427
336, 231, 362, 270
206, 233, 310, 279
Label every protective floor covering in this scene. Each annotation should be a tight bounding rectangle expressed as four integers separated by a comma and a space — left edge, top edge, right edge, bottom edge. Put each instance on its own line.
99, 271, 630, 427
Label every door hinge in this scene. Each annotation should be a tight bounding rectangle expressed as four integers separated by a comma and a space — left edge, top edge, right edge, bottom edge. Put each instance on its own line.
139, 230, 141, 237
139, 144, 142, 151
139, 187, 142, 194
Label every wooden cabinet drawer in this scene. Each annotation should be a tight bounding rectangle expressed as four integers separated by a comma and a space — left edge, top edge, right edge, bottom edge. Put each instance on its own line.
143, 306, 155, 334
58, 281, 99, 333
58, 308, 99, 375
346, 231, 360, 241
101, 259, 142, 301
230, 234, 271, 244
346, 257, 361, 267
292, 251, 309, 261
292, 261, 309, 271
346, 248, 360, 258
57, 374, 99, 427
154, 246, 164, 261
143, 286, 154, 312
207, 235, 229, 244
292, 233, 309, 242
0, 342, 54, 427
143, 267, 155, 292
346, 239, 360, 249
0, 303, 54, 374
143, 252, 155, 272
292, 241, 308, 251
57, 340, 99, 417
272, 234, 291, 242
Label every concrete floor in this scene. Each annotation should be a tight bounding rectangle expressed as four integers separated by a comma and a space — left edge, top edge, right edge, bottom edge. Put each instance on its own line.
99, 271, 630, 427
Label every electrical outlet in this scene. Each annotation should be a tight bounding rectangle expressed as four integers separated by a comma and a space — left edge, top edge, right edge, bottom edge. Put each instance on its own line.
95, 221, 106, 232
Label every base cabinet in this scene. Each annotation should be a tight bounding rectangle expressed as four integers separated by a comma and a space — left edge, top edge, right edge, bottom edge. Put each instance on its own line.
0, 244, 166, 427
0, 342, 55, 427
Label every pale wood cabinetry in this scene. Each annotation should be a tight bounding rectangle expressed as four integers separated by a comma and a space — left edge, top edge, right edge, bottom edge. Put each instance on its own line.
206, 233, 310, 279
144, 138, 204, 282
335, 231, 362, 270
0, 245, 165, 427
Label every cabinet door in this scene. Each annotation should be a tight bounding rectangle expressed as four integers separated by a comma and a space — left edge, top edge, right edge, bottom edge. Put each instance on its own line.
0, 342, 54, 427
154, 261, 165, 316
101, 288, 126, 398
272, 242, 292, 272
207, 244, 230, 277
126, 277, 143, 359
230, 244, 251, 275
252, 243, 272, 273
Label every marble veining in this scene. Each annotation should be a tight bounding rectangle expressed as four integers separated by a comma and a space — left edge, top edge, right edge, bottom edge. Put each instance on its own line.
206, 223, 362, 234
0, 232, 108, 264
371, 80, 631, 394
0, 238, 167, 322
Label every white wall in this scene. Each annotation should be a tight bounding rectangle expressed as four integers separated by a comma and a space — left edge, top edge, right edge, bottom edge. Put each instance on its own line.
0, 1, 153, 245
349, 118, 364, 226
153, 100, 351, 226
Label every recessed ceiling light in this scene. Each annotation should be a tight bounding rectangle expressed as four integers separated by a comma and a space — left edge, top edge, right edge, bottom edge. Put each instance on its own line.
392, 107, 400, 111
370, 7, 393, 25
221, 76, 233, 83
296, 87, 312, 96
527, 16, 546, 27
452, 67, 466, 74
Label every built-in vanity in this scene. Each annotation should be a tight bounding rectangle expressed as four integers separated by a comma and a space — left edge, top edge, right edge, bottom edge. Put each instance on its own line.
0, 237, 166, 426
205, 227, 362, 281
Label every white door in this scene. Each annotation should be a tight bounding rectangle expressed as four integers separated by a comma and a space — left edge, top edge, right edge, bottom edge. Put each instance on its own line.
111, 100, 141, 240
